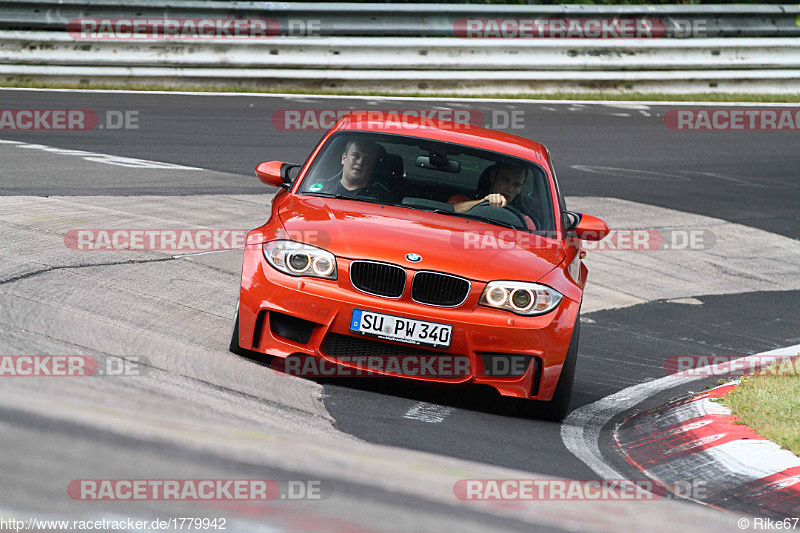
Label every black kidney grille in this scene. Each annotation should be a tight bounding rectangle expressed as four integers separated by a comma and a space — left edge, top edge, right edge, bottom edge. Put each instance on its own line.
412, 272, 470, 306
350, 261, 406, 298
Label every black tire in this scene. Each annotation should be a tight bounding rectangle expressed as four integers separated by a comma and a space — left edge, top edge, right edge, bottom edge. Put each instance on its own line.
229, 309, 250, 356
230, 307, 274, 365
519, 316, 580, 422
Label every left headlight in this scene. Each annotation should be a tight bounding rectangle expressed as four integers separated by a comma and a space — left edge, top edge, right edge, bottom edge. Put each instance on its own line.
262, 240, 337, 280
479, 281, 562, 316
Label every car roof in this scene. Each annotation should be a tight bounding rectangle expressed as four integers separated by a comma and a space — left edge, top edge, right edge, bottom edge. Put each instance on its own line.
334, 111, 552, 169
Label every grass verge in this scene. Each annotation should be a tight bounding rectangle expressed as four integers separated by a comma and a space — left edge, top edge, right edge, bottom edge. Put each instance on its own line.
721, 370, 800, 456
2, 80, 800, 103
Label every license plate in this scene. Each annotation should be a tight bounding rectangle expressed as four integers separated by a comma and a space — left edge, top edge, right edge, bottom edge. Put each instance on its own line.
350, 309, 452, 349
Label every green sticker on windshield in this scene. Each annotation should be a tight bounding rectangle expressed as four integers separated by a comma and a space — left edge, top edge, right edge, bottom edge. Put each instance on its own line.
308, 183, 324, 192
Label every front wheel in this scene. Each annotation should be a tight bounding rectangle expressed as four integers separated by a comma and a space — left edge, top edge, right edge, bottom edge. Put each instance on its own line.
229, 302, 250, 356
519, 316, 580, 422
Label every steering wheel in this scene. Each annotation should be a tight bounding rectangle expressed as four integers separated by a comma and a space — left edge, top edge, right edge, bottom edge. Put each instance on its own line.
469, 200, 538, 230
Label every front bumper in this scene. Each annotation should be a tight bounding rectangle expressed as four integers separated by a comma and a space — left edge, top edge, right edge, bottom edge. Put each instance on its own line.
238, 244, 580, 401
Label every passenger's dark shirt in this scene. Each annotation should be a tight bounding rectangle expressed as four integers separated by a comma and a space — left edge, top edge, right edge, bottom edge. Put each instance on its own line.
319, 173, 393, 203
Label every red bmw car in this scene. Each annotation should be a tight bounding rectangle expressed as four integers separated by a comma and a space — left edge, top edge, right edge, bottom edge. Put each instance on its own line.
231, 111, 608, 420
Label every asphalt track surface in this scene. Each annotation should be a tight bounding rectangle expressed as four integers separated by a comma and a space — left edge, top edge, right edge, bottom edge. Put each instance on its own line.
1, 88, 798, 530
1, 90, 797, 238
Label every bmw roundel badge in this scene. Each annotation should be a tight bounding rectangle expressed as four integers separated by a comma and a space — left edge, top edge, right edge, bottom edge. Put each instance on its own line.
405, 253, 422, 263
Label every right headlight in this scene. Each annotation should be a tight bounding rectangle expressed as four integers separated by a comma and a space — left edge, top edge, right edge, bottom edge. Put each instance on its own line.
479, 281, 562, 316
262, 240, 337, 280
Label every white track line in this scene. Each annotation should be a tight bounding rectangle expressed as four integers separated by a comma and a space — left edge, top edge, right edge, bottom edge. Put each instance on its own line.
403, 402, 453, 423
561, 344, 800, 480
1, 138, 202, 170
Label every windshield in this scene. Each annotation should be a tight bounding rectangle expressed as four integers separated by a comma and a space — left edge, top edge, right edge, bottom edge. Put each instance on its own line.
296, 132, 556, 233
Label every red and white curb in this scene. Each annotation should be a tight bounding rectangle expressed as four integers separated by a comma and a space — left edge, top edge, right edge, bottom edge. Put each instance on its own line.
615, 381, 800, 517
562, 344, 800, 519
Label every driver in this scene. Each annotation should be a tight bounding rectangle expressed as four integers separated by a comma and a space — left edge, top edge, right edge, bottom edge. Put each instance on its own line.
320, 139, 393, 202
449, 163, 537, 229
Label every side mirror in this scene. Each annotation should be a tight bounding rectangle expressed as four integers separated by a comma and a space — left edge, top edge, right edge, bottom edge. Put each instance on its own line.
255, 161, 299, 189
568, 212, 609, 241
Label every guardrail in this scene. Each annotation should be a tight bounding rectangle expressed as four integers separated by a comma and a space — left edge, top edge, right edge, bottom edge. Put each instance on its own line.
1, 2, 799, 93
3, 33, 800, 71
1, 0, 799, 38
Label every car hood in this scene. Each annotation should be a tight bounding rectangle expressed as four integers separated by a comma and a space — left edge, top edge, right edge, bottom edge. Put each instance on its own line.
278, 196, 565, 283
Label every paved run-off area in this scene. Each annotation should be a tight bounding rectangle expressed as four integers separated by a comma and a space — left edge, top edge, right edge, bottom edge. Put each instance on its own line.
1, 187, 797, 530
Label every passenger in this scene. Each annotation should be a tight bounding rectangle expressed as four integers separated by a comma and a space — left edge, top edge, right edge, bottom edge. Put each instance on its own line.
320, 139, 392, 202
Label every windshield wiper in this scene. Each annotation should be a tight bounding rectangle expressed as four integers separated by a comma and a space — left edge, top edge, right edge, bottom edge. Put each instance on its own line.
304, 192, 389, 205
438, 211, 520, 230
398, 204, 519, 230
